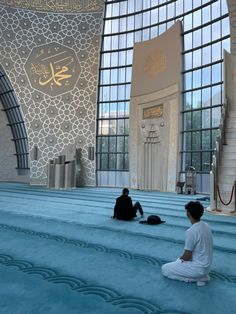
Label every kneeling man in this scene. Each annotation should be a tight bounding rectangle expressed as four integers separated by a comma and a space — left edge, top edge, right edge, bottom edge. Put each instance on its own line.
162, 201, 213, 286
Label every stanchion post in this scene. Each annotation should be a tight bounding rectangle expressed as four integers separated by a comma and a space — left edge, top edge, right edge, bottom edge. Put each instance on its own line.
234, 181, 236, 213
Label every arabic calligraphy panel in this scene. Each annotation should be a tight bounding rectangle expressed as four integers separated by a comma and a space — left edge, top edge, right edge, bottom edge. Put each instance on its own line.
143, 104, 163, 119
0, 0, 104, 13
25, 42, 80, 97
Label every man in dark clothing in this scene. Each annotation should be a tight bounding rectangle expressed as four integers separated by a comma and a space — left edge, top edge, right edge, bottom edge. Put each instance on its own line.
113, 188, 144, 221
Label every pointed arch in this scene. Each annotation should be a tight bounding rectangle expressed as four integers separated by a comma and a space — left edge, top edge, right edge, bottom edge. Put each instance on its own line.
0, 65, 29, 175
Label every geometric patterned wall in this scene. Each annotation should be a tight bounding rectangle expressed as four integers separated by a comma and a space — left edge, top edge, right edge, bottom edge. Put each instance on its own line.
0, 100, 19, 181
0, 3, 103, 185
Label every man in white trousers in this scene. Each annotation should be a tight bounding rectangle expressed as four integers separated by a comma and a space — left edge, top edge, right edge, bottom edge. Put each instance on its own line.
161, 201, 213, 286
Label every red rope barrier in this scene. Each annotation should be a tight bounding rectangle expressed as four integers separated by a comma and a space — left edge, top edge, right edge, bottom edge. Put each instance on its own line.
217, 185, 235, 206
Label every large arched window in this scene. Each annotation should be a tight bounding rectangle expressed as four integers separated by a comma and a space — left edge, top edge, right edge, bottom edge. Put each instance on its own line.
97, 0, 230, 192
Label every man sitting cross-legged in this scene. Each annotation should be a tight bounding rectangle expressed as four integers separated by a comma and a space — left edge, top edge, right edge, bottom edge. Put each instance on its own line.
113, 188, 144, 221
161, 201, 213, 286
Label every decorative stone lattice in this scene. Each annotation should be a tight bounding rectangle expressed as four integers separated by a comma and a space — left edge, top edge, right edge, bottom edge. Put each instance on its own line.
0, 4, 103, 185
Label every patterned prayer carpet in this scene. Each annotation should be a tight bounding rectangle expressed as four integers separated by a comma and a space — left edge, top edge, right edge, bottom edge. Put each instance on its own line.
0, 182, 235, 314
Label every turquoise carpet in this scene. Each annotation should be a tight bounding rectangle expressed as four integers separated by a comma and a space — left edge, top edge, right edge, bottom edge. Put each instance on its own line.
0, 182, 235, 314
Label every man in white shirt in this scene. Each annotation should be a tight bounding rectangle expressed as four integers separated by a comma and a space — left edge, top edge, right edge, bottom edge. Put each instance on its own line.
161, 201, 213, 286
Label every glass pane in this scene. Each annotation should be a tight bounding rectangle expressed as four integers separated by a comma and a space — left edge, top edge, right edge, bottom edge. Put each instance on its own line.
184, 132, 191, 150
118, 68, 126, 83
119, 51, 126, 66
202, 46, 211, 65
101, 154, 108, 169
192, 111, 201, 129
111, 35, 118, 50
110, 103, 117, 118
184, 14, 192, 31
212, 129, 219, 149
124, 136, 129, 151
102, 53, 110, 67
128, 0, 134, 13
222, 17, 230, 37
110, 69, 117, 84
202, 6, 210, 24
184, 112, 191, 130
167, 2, 175, 19
103, 37, 111, 50
212, 63, 222, 84
111, 52, 118, 66
127, 33, 134, 47
151, 8, 158, 24
127, 15, 134, 31
143, 11, 150, 27
193, 29, 201, 48
126, 67, 132, 82
117, 154, 124, 170
193, 69, 201, 89
212, 85, 222, 106
193, 9, 201, 28
192, 152, 201, 171
184, 92, 192, 110
184, 0, 192, 11
176, 0, 183, 15
212, 1, 221, 20
184, 33, 192, 50
202, 152, 211, 171
185, 152, 192, 169
159, 6, 166, 22
119, 34, 127, 49
202, 87, 211, 107
202, 109, 211, 128
112, 19, 118, 33
117, 119, 125, 135
212, 107, 221, 127
124, 119, 129, 134
97, 153, 101, 169
117, 102, 125, 117
109, 120, 117, 135
124, 102, 129, 117
120, 2, 127, 16
212, 21, 221, 41
109, 154, 116, 169
202, 25, 211, 45
193, 49, 201, 68
184, 52, 192, 70
110, 85, 117, 100
202, 130, 210, 150
192, 131, 201, 150
109, 137, 116, 152
221, 0, 229, 15
192, 90, 201, 108
124, 153, 129, 170
202, 67, 211, 86
104, 20, 111, 34
184, 72, 192, 90
101, 137, 108, 152
117, 136, 125, 152
99, 103, 109, 118
127, 50, 133, 64
212, 42, 221, 62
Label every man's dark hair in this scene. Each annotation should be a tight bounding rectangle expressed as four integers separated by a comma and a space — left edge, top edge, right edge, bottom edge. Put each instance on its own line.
122, 188, 129, 195
185, 201, 204, 220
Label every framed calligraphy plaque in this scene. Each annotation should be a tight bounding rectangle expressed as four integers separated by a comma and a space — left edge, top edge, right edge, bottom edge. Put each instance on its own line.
25, 42, 80, 97
143, 104, 163, 119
